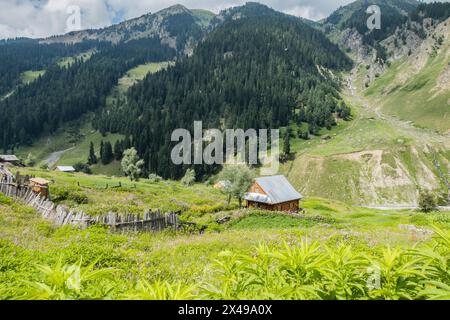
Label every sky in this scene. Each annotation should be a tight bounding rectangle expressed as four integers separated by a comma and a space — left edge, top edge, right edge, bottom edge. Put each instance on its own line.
0, 0, 443, 40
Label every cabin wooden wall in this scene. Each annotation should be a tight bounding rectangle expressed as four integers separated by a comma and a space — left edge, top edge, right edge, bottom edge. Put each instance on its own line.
246, 200, 299, 212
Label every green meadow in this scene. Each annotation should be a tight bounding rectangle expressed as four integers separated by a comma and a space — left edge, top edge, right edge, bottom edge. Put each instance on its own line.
20, 70, 46, 84
0, 170, 448, 300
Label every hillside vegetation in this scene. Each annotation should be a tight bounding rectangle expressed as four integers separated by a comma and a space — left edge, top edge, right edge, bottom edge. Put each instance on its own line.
94, 8, 352, 180
365, 17, 450, 133
1, 1, 449, 206
10, 168, 235, 217
277, 2, 450, 205
0, 173, 448, 300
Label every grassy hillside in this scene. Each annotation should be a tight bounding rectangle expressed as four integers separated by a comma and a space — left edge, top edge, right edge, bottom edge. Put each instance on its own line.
20, 70, 46, 84
107, 61, 173, 102
364, 18, 450, 133
15, 117, 124, 173
280, 102, 449, 205
279, 64, 449, 205
0, 178, 448, 299
57, 50, 95, 68
10, 168, 236, 217
277, 18, 450, 205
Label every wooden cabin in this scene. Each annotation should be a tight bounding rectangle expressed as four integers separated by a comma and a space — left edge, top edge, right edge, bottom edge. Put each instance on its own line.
29, 178, 50, 198
0, 155, 20, 166
244, 175, 303, 212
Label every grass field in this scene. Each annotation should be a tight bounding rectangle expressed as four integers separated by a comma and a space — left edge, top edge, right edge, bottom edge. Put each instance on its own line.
279, 108, 449, 205
15, 116, 124, 175
116, 62, 172, 95
20, 70, 46, 84
9, 168, 236, 217
0, 176, 448, 300
106, 61, 173, 107
57, 50, 95, 68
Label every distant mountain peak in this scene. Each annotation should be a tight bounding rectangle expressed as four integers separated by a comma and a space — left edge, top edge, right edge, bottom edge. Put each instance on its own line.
156, 4, 191, 15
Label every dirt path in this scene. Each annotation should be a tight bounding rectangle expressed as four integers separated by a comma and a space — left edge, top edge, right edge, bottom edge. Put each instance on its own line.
44, 147, 75, 168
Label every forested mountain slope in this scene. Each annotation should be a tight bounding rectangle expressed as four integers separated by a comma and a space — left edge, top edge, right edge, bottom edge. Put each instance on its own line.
0, 39, 97, 97
1, 1, 449, 205
0, 38, 175, 152
93, 6, 352, 179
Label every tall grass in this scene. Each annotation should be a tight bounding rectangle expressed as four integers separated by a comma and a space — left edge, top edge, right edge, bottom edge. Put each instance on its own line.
4, 228, 447, 300
200, 228, 449, 300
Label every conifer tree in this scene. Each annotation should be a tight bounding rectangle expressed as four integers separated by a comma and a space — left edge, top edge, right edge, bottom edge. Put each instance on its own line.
101, 141, 113, 165
88, 142, 97, 165
113, 140, 123, 161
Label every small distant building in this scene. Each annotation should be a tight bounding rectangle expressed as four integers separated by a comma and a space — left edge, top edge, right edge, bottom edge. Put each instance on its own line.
29, 178, 50, 198
0, 155, 20, 166
56, 166, 75, 173
244, 175, 303, 212
214, 180, 231, 190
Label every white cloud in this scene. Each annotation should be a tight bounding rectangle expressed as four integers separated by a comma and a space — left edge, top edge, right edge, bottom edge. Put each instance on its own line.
0, 1, 101, 38
284, 5, 324, 20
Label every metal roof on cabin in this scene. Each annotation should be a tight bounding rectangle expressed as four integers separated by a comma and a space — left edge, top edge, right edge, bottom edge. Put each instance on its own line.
244, 175, 303, 205
0, 155, 19, 161
56, 166, 75, 172
244, 192, 272, 204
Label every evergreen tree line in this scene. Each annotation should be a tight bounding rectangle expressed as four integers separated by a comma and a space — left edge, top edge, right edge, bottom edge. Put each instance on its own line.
410, 2, 450, 23
87, 136, 133, 166
0, 38, 176, 153
93, 15, 352, 180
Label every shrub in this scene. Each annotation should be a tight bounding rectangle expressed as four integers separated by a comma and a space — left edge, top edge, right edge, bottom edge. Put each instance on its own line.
50, 186, 88, 205
73, 162, 92, 174
419, 190, 438, 213
124, 281, 195, 300
148, 174, 162, 183
199, 229, 450, 300
21, 260, 118, 300
24, 153, 36, 167
181, 169, 195, 187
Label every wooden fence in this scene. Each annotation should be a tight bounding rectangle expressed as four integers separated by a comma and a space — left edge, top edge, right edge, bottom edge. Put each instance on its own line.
0, 169, 180, 233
